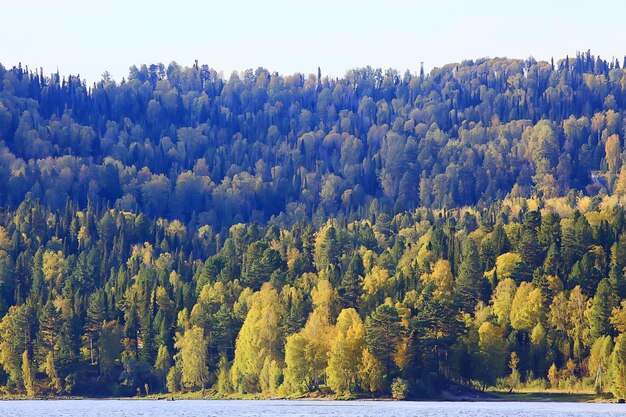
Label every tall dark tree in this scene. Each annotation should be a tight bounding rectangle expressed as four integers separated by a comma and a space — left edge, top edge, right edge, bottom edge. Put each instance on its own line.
365, 304, 404, 379
455, 238, 487, 311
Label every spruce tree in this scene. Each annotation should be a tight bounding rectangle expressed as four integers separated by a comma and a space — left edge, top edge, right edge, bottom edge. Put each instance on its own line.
339, 253, 363, 308
455, 238, 485, 312
365, 304, 404, 380
588, 279, 615, 340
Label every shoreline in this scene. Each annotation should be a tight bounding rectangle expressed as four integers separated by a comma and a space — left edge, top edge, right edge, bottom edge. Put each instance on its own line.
0, 391, 617, 403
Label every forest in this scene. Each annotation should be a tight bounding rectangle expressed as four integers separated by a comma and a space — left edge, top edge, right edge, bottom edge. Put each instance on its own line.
2, 51, 626, 398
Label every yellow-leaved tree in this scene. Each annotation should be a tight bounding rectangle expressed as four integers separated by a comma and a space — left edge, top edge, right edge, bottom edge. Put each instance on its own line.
491, 278, 517, 326
494, 252, 522, 282
567, 286, 590, 359
358, 348, 385, 394
588, 335, 613, 393
510, 282, 544, 332
282, 280, 337, 394
175, 326, 209, 391
615, 165, 626, 195
420, 259, 454, 299
477, 321, 505, 389
326, 308, 365, 394
22, 350, 36, 397
231, 283, 284, 393
610, 333, 626, 398
605, 134, 621, 174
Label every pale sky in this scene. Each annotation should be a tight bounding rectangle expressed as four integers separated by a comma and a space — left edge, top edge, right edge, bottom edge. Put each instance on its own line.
2, 0, 626, 84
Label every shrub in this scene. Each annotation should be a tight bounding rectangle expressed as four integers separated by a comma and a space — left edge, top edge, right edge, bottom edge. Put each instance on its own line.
391, 377, 409, 400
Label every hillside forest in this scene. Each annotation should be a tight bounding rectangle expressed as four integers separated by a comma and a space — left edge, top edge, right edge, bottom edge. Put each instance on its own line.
2, 52, 626, 398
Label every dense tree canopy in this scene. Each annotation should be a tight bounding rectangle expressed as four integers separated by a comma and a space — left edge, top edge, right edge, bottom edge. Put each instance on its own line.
2, 52, 626, 398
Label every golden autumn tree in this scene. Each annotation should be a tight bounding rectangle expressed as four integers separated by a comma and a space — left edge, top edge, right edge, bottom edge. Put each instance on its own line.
605, 134, 621, 174
326, 308, 365, 394
589, 335, 613, 393
420, 259, 454, 299
615, 165, 626, 195
567, 286, 590, 359
175, 326, 209, 391
231, 283, 284, 393
491, 278, 517, 326
510, 282, 545, 332
282, 280, 336, 394
22, 350, 36, 397
477, 321, 506, 388
359, 348, 385, 394
610, 333, 626, 398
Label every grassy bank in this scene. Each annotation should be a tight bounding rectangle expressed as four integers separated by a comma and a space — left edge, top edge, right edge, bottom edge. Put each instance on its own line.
0, 388, 617, 402
488, 389, 614, 403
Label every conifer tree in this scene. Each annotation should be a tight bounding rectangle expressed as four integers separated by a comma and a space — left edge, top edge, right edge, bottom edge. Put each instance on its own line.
455, 238, 485, 312
365, 304, 404, 382
587, 279, 615, 341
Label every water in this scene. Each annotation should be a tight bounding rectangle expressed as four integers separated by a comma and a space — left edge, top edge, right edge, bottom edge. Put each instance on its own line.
0, 400, 623, 417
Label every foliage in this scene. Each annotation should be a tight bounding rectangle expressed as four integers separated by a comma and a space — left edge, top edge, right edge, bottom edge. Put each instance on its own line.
0, 53, 626, 398
390, 377, 409, 400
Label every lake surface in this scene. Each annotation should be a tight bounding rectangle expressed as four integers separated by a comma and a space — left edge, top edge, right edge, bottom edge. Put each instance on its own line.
0, 399, 623, 417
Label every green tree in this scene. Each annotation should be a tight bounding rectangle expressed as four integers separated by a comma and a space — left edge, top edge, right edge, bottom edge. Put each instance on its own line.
315, 224, 340, 272
455, 238, 486, 312
587, 279, 615, 341
339, 253, 363, 309
365, 304, 404, 381
85, 290, 106, 364
98, 320, 123, 380
283, 333, 311, 393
